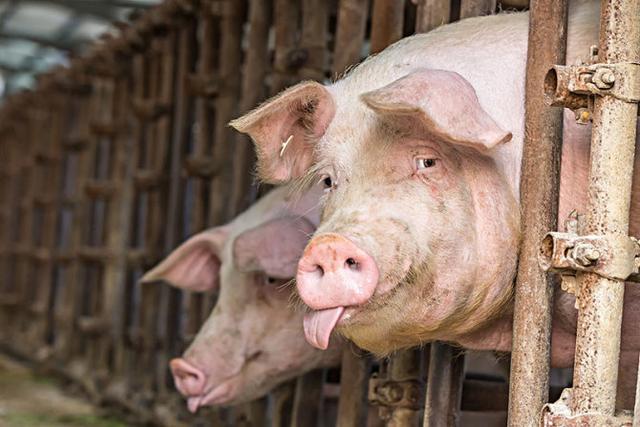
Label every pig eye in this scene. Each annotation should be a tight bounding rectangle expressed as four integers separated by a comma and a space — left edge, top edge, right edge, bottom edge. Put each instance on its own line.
262, 275, 280, 286
416, 158, 437, 170
320, 175, 333, 191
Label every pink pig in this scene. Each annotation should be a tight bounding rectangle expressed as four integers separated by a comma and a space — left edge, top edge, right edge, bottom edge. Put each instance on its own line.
231, 0, 640, 407
141, 185, 341, 412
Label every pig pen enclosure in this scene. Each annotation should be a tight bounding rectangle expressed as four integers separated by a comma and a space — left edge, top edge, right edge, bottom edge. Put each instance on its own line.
0, 0, 638, 426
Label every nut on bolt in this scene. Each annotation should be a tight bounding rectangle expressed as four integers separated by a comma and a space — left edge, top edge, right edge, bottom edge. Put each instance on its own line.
593, 67, 616, 89
573, 243, 601, 266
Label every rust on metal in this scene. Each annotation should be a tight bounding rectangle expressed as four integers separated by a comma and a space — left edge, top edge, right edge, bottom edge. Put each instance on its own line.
568, 0, 640, 416
540, 231, 640, 280
507, 0, 568, 425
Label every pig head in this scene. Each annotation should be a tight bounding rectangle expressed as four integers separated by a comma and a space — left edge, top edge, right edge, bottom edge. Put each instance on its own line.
140, 187, 341, 411
231, 69, 520, 356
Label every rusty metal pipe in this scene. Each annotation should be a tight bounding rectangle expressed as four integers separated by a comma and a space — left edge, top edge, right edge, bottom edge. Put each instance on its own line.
423, 342, 464, 427
570, 0, 640, 415
507, 0, 568, 425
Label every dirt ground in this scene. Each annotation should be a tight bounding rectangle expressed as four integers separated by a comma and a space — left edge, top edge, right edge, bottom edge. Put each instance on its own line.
0, 354, 127, 427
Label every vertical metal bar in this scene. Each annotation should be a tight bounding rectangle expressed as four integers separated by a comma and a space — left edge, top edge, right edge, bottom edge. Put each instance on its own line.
370, 0, 406, 54
459, 0, 496, 19
102, 67, 137, 406
331, 0, 370, 77
383, 349, 424, 426
336, 344, 371, 427
53, 72, 93, 365
291, 369, 326, 427
634, 353, 640, 427
423, 343, 464, 427
414, 0, 450, 33
507, 0, 568, 425
208, 0, 244, 225
13, 103, 38, 357
31, 89, 65, 359
299, 0, 328, 81
230, 0, 272, 213
570, 0, 640, 415
272, 0, 300, 93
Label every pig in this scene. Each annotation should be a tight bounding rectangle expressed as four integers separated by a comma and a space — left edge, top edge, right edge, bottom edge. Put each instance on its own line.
231, 0, 640, 407
140, 185, 341, 412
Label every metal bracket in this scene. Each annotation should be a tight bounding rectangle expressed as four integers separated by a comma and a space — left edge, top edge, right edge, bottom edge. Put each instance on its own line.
367, 374, 423, 410
545, 59, 640, 121
539, 231, 640, 281
542, 388, 633, 426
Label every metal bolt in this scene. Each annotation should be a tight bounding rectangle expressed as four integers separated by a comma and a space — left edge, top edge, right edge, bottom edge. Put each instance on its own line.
573, 243, 601, 266
601, 70, 615, 84
593, 68, 616, 89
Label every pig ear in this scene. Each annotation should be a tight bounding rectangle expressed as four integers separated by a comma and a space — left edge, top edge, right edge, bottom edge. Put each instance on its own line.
233, 216, 315, 279
229, 81, 335, 183
140, 226, 230, 292
361, 69, 512, 151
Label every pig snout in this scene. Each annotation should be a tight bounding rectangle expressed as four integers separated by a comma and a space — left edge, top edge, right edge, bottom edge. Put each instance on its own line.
171, 358, 206, 395
297, 233, 379, 309
170, 358, 207, 412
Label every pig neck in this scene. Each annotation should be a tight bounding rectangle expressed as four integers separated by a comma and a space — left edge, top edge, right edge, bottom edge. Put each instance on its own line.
455, 118, 627, 359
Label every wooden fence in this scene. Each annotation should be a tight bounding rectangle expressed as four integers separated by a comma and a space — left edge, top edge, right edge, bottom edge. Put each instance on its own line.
0, 0, 529, 425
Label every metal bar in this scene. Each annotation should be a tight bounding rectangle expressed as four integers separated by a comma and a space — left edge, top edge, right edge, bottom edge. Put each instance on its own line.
386, 349, 424, 426
331, 0, 370, 77
208, 0, 244, 225
424, 343, 464, 427
370, 0, 406, 54
414, 0, 450, 33
459, 0, 496, 19
229, 0, 272, 213
634, 353, 640, 427
570, 0, 640, 415
51, 81, 93, 364
336, 345, 371, 427
153, 15, 195, 415
291, 369, 326, 427
272, 0, 300, 93
507, 0, 568, 425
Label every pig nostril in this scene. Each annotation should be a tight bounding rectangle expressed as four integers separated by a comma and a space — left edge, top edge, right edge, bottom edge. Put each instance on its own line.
345, 258, 359, 270
315, 265, 324, 276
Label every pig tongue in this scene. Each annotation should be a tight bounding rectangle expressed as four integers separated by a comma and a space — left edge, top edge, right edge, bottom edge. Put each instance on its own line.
303, 307, 345, 350
188, 396, 202, 414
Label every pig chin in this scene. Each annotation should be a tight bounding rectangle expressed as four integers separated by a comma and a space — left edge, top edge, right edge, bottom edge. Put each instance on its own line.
333, 261, 434, 356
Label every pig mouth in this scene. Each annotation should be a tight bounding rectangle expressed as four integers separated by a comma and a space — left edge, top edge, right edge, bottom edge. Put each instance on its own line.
185, 352, 266, 412
302, 264, 420, 350
187, 379, 238, 412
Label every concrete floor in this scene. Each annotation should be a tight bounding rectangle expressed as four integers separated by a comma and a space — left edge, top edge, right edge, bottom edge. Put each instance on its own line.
0, 354, 127, 427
